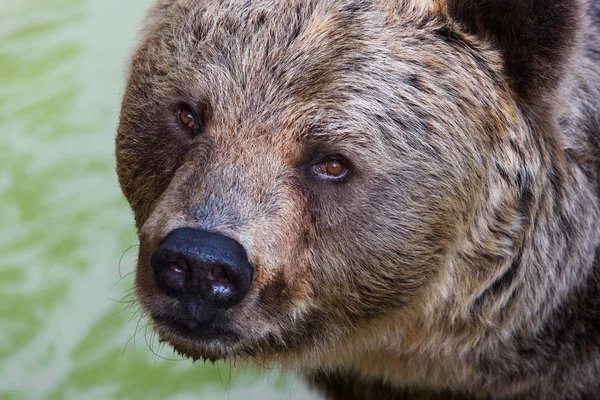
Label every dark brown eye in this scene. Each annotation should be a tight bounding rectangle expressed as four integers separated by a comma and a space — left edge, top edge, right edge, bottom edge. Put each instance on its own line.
316, 159, 348, 178
177, 109, 197, 129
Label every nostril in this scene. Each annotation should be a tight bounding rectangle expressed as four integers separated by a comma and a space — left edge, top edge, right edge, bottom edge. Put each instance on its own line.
152, 256, 189, 297
207, 266, 229, 284
170, 258, 190, 275
207, 266, 236, 297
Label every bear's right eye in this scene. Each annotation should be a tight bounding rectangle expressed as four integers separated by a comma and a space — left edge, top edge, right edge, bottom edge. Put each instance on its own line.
311, 157, 351, 180
177, 108, 198, 130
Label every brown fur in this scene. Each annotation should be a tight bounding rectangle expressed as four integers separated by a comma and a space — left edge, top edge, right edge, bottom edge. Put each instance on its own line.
117, 0, 600, 398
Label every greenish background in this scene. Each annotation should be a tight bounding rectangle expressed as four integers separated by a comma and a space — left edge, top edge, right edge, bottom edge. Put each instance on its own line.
0, 1, 313, 399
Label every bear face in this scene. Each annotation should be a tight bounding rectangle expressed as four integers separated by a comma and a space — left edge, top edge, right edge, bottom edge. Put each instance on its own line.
117, 0, 600, 396
118, 0, 514, 363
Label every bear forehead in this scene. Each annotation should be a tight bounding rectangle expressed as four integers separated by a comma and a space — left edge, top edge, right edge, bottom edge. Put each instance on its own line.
147, 0, 432, 40
126, 0, 502, 148
131, 0, 447, 112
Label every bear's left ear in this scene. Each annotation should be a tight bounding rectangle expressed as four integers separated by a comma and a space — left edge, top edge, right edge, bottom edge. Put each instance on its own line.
445, 0, 586, 106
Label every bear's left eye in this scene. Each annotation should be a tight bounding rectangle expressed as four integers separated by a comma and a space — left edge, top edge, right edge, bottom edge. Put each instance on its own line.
177, 108, 198, 129
314, 159, 349, 179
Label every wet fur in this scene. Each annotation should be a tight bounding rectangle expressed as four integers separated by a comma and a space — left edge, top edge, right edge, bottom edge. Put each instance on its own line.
117, 0, 600, 398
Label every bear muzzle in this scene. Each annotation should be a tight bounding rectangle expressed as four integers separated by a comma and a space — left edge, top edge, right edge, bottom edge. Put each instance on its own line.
149, 227, 254, 340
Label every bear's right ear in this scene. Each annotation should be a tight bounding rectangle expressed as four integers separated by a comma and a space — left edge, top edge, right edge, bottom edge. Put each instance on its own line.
445, 0, 585, 107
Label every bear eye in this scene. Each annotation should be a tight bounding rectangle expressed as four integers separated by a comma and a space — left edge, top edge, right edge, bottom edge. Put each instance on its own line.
177, 108, 198, 129
315, 159, 349, 179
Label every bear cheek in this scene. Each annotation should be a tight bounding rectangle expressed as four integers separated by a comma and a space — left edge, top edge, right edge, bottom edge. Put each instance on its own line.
252, 232, 314, 317
258, 269, 291, 310
249, 194, 318, 318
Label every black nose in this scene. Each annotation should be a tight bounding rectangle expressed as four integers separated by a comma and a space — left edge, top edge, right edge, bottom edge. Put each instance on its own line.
151, 228, 253, 308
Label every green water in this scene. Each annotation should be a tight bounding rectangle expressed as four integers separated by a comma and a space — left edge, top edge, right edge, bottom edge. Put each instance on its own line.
0, 1, 312, 398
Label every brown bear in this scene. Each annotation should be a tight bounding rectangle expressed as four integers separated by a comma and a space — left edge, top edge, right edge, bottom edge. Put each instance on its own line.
116, 0, 600, 398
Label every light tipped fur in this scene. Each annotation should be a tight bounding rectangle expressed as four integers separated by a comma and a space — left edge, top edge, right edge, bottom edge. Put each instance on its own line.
117, 0, 600, 398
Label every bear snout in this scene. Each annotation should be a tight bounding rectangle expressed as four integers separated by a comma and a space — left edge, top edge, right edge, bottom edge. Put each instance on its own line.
149, 227, 254, 336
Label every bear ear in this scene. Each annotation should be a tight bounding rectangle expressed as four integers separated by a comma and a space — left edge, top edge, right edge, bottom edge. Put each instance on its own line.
445, 0, 585, 106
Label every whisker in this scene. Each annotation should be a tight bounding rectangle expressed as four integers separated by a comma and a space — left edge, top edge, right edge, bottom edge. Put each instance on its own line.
143, 325, 183, 362
217, 362, 225, 390
128, 306, 144, 323
114, 270, 136, 287
248, 353, 278, 371
115, 298, 139, 320
115, 244, 140, 287
108, 294, 136, 306
123, 313, 145, 359
227, 359, 234, 393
